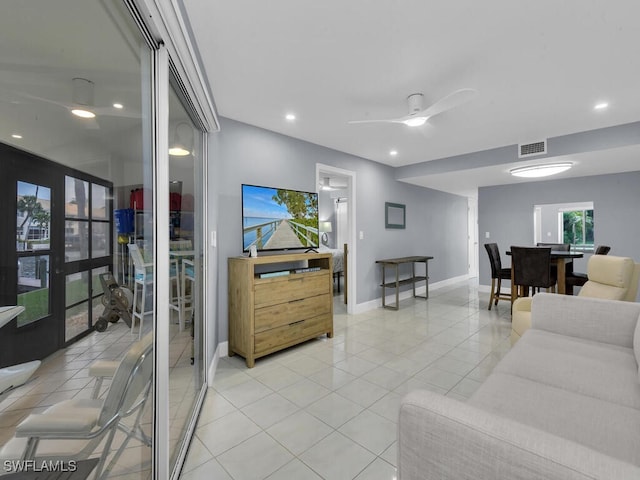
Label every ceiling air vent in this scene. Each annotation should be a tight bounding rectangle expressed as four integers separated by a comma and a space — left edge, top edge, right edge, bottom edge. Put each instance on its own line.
518, 140, 547, 158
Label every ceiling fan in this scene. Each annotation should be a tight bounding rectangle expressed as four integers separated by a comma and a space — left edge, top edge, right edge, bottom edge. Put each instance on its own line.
348, 88, 477, 127
16, 78, 139, 129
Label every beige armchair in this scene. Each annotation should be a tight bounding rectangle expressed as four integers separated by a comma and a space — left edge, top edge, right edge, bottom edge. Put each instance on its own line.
511, 255, 640, 345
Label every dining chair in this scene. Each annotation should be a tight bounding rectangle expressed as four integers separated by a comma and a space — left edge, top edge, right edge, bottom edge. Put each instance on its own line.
536, 242, 571, 283
565, 245, 611, 295
510, 246, 557, 300
484, 243, 511, 310
128, 244, 181, 339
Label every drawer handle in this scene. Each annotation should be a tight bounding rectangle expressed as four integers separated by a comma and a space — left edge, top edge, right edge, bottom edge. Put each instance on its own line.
289, 298, 304, 304
289, 319, 305, 326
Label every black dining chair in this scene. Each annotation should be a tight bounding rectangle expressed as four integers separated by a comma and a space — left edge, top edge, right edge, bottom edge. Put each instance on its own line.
484, 243, 511, 310
537, 242, 571, 279
565, 245, 611, 294
511, 246, 557, 300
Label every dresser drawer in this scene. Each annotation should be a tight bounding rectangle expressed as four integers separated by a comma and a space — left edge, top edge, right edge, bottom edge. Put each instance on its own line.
254, 273, 329, 307
255, 293, 331, 333
254, 314, 331, 355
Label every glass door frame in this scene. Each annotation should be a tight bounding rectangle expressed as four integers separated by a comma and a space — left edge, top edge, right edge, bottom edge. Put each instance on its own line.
128, 1, 219, 478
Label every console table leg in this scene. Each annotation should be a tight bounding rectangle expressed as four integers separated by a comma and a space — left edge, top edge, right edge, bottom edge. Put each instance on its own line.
395, 265, 400, 309
412, 263, 416, 298
381, 265, 386, 308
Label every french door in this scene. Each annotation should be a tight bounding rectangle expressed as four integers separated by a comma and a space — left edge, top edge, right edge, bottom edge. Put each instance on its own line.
0, 142, 112, 368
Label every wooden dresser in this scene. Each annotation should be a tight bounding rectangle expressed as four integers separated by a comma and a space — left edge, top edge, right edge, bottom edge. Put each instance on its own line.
228, 252, 333, 367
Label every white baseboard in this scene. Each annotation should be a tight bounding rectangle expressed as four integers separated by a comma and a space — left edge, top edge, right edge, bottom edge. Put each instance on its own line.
208, 341, 228, 385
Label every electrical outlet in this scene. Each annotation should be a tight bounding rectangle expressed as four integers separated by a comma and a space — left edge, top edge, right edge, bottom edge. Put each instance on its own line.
485, 232, 490, 239
359, 231, 364, 240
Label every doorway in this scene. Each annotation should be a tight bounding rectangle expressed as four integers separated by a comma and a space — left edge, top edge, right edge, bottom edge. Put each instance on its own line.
316, 164, 356, 314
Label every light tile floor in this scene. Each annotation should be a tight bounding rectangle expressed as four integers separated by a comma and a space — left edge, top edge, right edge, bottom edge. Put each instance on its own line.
180, 281, 513, 480
0, 314, 197, 480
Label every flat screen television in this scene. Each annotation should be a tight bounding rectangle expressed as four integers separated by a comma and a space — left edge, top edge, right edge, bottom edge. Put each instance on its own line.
242, 184, 319, 252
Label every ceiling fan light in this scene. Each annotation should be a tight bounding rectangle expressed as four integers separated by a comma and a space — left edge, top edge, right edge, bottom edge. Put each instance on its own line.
509, 162, 572, 178
71, 108, 96, 119
169, 145, 190, 156
403, 116, 427, 127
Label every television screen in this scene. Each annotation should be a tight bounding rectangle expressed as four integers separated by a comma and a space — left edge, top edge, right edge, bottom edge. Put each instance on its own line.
242, 184, 319, 252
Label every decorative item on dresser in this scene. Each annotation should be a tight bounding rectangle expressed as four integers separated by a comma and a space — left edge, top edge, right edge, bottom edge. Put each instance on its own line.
228, 252, 333, 367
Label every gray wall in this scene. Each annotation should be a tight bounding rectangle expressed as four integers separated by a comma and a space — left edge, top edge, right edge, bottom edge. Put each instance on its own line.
478, 171, 640, 297
210, 118, 469, 342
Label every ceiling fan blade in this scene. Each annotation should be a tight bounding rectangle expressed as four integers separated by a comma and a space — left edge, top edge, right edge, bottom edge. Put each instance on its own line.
347, 118, 404, 125
17, 91, 69, 109
419, 88, 477, 119
93, 106, 141, 119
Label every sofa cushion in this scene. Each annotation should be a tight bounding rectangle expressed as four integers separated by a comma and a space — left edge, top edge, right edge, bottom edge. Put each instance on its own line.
469, 372, 640, 467
495, 329, 640, 410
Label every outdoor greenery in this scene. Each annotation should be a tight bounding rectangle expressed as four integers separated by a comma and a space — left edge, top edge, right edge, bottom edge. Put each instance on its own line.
17, 191, 50, 242
273, 189, 319, 245
563, 209, 594, 247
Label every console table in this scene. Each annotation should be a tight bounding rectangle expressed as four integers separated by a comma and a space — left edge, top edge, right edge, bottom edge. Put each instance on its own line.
376, 256, 433, 310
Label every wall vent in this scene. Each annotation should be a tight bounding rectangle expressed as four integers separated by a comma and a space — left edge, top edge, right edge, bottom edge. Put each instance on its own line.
518, 140, 547, 158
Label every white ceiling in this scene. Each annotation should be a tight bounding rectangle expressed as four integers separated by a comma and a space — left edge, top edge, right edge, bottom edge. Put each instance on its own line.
183, 0, 640, 196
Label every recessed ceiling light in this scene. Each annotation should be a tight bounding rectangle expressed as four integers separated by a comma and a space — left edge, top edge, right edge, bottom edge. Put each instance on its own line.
285, 113, 296, 121
113, 103, 123, 109
11, 134, 22, 139
594, 102, 609, 110
389, 150, 398, 156
510, 162, 573, 178
403, 116, 427, 127
71, 108, 96, 119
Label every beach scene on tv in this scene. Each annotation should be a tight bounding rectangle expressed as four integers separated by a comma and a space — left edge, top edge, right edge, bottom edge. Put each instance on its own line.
243, 185, 319, 251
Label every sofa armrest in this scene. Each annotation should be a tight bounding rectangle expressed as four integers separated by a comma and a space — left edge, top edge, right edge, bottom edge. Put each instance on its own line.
398, 390, 640, 480
531, 293, 640, 348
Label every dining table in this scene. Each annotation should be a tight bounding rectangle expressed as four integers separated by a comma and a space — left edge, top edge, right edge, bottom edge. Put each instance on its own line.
506, 249, 584, 303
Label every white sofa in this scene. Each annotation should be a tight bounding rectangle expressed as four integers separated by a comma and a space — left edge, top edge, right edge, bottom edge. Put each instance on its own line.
398, 293, 640, 480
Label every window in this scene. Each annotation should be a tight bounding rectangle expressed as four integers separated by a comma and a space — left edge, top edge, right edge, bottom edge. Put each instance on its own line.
561, 208, 594, 251
534, 201, 594, 251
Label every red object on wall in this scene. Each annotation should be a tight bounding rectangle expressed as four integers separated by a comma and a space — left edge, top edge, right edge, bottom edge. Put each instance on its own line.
170, 192, 182, 211
130, 188, 144, 210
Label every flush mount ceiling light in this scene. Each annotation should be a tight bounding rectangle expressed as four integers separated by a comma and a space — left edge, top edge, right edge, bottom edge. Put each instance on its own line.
594, 102, 609, 110
285, 113, 296, 121
11, 134, 23, 139
389, 150, 398, 156
113, 103, 123, 109
509, 162, 573, 178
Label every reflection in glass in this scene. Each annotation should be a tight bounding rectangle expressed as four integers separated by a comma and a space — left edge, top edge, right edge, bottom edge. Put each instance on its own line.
168, 81, 205, 474
17, 255, 50, 326
65, 271, 90, 341
65, 220, 89, 261
65, 177, 89, 218
16, 182, 51, 251
92, 222, 109, 258
92, 183, 108, 219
